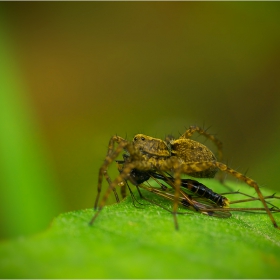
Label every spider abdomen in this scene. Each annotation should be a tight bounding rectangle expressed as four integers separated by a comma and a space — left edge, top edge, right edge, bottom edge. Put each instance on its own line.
170, 138, 218, 178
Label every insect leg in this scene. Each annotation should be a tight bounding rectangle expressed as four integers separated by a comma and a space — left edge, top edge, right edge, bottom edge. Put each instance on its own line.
223, 191, 280, 209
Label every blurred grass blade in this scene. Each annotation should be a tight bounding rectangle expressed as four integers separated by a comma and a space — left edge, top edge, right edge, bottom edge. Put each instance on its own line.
0, 15, 61, 239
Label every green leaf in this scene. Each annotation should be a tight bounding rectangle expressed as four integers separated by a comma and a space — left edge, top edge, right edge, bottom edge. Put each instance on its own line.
0, 180, 280, 278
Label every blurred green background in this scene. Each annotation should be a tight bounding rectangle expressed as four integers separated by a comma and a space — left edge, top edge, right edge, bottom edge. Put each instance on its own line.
1, 2, 280, 240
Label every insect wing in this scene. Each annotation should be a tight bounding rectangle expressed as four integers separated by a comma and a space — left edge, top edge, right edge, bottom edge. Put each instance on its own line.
189, 197, 231, 218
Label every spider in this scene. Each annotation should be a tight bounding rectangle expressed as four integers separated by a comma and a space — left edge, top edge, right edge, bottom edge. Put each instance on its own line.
90, 125, 279, 230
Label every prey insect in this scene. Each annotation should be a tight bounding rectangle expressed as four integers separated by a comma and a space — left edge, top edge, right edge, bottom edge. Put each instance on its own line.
89, 125, 279, 230
121, 165, 280, 219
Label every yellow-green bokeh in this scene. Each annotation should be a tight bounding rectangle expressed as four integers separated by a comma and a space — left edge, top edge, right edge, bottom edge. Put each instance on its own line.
0, 11, 61, 239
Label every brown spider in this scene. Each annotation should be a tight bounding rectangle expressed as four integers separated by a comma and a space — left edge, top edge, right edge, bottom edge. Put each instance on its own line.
90, 125, 279, 230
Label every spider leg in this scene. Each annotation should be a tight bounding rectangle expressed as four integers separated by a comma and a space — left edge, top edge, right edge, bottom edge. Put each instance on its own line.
94, 136, 128, 209
216, 161, 279, 229
103, 169, 119, 203
120, 180, 127, 199
155, 158, 186, 230
116, 160, 128, 199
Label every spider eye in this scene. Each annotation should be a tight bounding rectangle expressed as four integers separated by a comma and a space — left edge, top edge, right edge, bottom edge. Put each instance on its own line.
134, 137, 138, 141
141, 137, 145, 141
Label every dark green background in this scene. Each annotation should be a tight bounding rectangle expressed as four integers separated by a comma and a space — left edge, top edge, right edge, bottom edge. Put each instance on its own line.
1, 2, 280, 242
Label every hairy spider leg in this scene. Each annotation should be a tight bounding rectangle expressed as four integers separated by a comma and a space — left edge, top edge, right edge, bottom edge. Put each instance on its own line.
177, 161, 279, 229
94, 135, 128, 209
120, 180, 127, 199
103, 170, 119, 203
170, 164, 182, 230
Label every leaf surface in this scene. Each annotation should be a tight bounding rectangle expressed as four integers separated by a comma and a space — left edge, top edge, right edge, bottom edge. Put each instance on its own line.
1, 180, 280, 278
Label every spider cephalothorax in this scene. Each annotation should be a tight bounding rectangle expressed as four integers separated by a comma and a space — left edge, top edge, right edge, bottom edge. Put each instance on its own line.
133, 132, 218, 178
